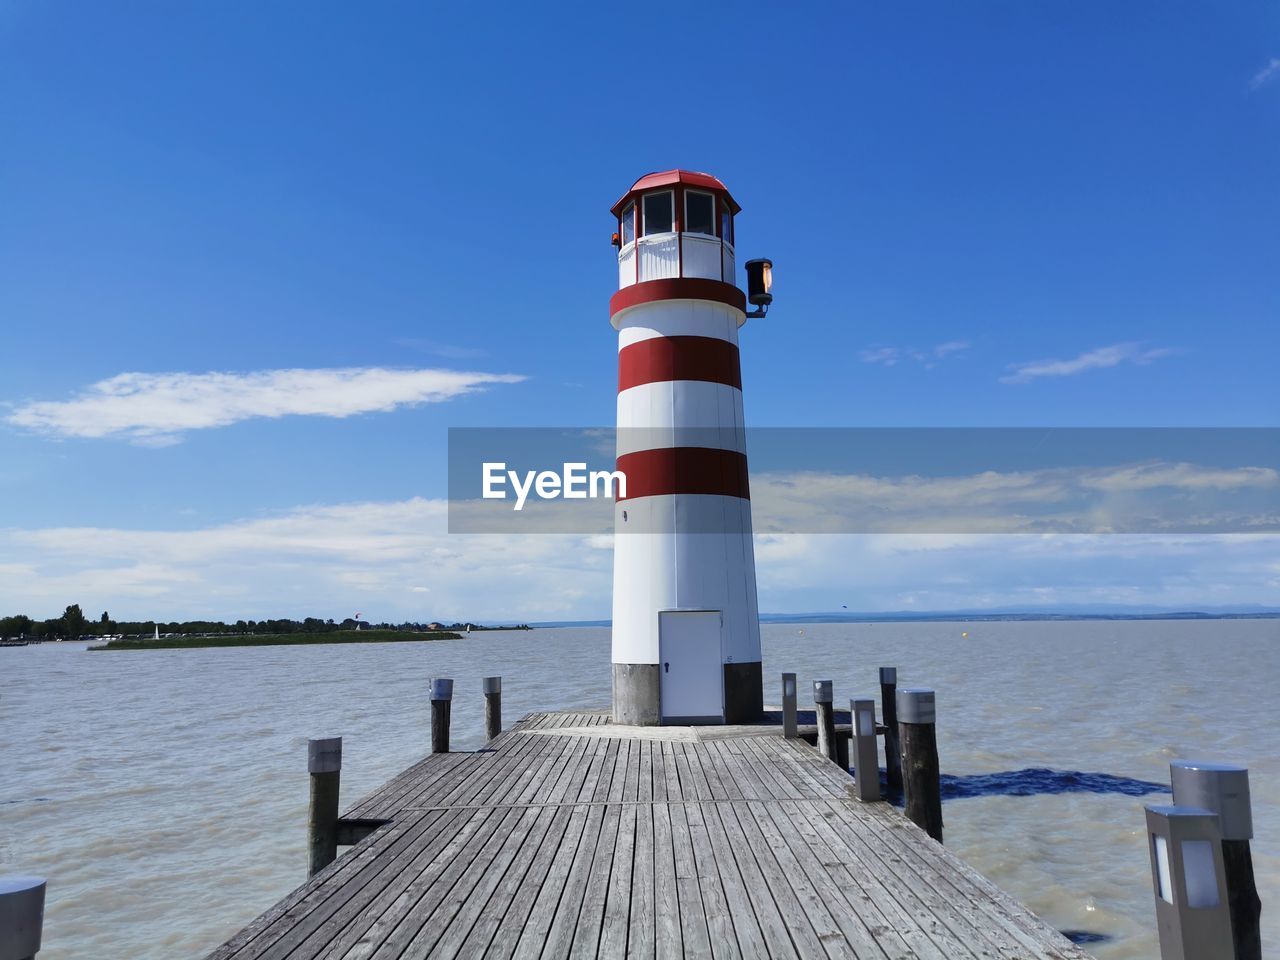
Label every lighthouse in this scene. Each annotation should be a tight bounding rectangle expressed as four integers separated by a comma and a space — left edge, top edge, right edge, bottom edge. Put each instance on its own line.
609, 170, 769, 725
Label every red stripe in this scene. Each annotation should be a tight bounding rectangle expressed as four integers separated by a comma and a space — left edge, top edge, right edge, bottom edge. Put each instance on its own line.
610, 278, 746, 320
618, 336, 741, 392
616, 447, 750, 502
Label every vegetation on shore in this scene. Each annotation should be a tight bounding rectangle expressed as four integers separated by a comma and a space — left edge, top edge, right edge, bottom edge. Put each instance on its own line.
1, 604, 531, 643
90, 629, 462, 651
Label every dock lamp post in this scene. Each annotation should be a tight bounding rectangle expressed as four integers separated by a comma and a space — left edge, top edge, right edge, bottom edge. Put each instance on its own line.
0, 875, 45, 960
1145, 804, 1234, 960
781, 673, 798, 739
1169, 761, 1260, 959
744, 258, 773, 317
850, 699, 881, 802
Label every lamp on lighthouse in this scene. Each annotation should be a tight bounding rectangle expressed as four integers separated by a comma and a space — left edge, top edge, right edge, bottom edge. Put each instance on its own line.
745, 258, 773, 316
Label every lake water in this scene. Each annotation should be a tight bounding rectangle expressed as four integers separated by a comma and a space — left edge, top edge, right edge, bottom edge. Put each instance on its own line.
2, 620, 1277, 958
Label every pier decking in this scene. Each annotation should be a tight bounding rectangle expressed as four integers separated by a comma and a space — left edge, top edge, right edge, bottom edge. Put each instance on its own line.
209, 711, 1090, 959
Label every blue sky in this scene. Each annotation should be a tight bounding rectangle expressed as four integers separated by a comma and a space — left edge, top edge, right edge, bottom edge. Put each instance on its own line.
1, 3, 1277, 621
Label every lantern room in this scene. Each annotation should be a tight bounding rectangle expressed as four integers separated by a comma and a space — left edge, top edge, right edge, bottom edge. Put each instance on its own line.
611, 169, 740, 289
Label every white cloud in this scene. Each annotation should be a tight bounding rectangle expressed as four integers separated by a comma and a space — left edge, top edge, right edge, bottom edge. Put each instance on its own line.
1, 498, 1276, 622
750, 461, 1279, 534
858, 347, 902, 366
933, 340, 971, 358
1001, 343, 1174, 384
1251, 58, 1280, 90
3, 498, 609, 622
859, 341, 970, 369
6, 367, 525, 444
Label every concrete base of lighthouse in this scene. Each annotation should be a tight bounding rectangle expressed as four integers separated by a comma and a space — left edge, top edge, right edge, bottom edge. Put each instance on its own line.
612, 660, 763, 726
612, 663, 661, 726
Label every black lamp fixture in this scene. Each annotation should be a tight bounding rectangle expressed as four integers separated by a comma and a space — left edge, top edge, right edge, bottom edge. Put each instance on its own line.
744, 258, 773, 318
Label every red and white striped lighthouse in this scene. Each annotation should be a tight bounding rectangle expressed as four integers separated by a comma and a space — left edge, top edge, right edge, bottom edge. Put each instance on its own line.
609, 170, 764, 725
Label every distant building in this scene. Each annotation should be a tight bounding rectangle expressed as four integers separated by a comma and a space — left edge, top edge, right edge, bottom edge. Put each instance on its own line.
427, 622, 444, 631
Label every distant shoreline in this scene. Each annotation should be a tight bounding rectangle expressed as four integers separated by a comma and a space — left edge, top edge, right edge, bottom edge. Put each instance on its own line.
526, 611, 1280, 628
89, 629, 463, 651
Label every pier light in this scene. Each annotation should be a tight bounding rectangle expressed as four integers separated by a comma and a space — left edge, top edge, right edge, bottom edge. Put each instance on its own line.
1144, 804, 1234, 960
0, 875, 46, 960
850, 699, 881, 803
1169, 761, 1252, 841
781, 672, 799, 739
812, 679, 833, 704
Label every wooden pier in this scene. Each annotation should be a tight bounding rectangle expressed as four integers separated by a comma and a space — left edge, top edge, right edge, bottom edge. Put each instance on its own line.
209, 711, 1090, 959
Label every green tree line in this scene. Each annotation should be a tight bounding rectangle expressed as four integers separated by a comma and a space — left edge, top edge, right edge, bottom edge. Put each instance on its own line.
0, 606, 525, 640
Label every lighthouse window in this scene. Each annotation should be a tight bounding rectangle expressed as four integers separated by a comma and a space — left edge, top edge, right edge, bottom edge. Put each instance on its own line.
620, 202, 635, 246
642, 191, 674, 235
685, 191, 715, 236
720, 201, 734, 246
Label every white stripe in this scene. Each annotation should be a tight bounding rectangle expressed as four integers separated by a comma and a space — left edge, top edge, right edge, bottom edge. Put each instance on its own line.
616, 380, 745, 456
611, 494, 761, 665
615, 299, 743, 347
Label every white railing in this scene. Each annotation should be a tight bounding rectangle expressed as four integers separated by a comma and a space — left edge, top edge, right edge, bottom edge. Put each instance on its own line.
682, 235, 722, 281
618, 245, 636, 288
637, 234, 679, 281
617, 234, 734, 286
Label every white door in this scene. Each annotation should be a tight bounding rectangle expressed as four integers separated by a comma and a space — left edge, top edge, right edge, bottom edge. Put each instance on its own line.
658, 610, 724, 723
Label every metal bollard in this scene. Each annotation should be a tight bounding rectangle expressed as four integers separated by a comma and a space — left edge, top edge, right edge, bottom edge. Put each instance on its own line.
781, 673, 798, 739
307, 737, 342, 877
1170, 761, 1259, 960
1145, 804, 1235, 960
812, 680, 836, 762
431, 678, 454, 754
850, 698, 881, 802
0, 876, 45, 960
483, 676, 502, 740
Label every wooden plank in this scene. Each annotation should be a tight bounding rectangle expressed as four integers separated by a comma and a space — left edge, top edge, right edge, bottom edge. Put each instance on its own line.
570, 803, 624, 957
208, 813, 435, 960
707, 800, 805, 958
599, 803, 637, 957
458, 804, 575, 960
727, 741, 900, 960
399, 806, 549, 956
327, 806, 520, 960
749, 736, 1083, 957
211, 713, 1094, 960
504, 803, 597, 960
680, 761, 770, 958
649, 800, 682, 960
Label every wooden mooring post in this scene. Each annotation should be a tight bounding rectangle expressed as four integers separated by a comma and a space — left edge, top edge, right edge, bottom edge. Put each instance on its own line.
430, 678, 453, 754
812, 679, 836, 763
483, 676, 502, 741
306, 737, 342, 877
898, 687, 943, 843
880, 666, 903, 796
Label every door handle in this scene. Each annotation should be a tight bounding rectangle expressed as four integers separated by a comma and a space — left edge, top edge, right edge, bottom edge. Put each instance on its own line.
663, 662, 669, 673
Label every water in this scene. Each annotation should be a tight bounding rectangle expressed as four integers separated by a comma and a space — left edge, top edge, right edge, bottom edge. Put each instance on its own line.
2, 620, 1276, 958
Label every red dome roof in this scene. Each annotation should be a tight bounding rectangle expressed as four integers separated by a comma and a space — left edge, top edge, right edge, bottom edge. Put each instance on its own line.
611, 169, 741, 217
